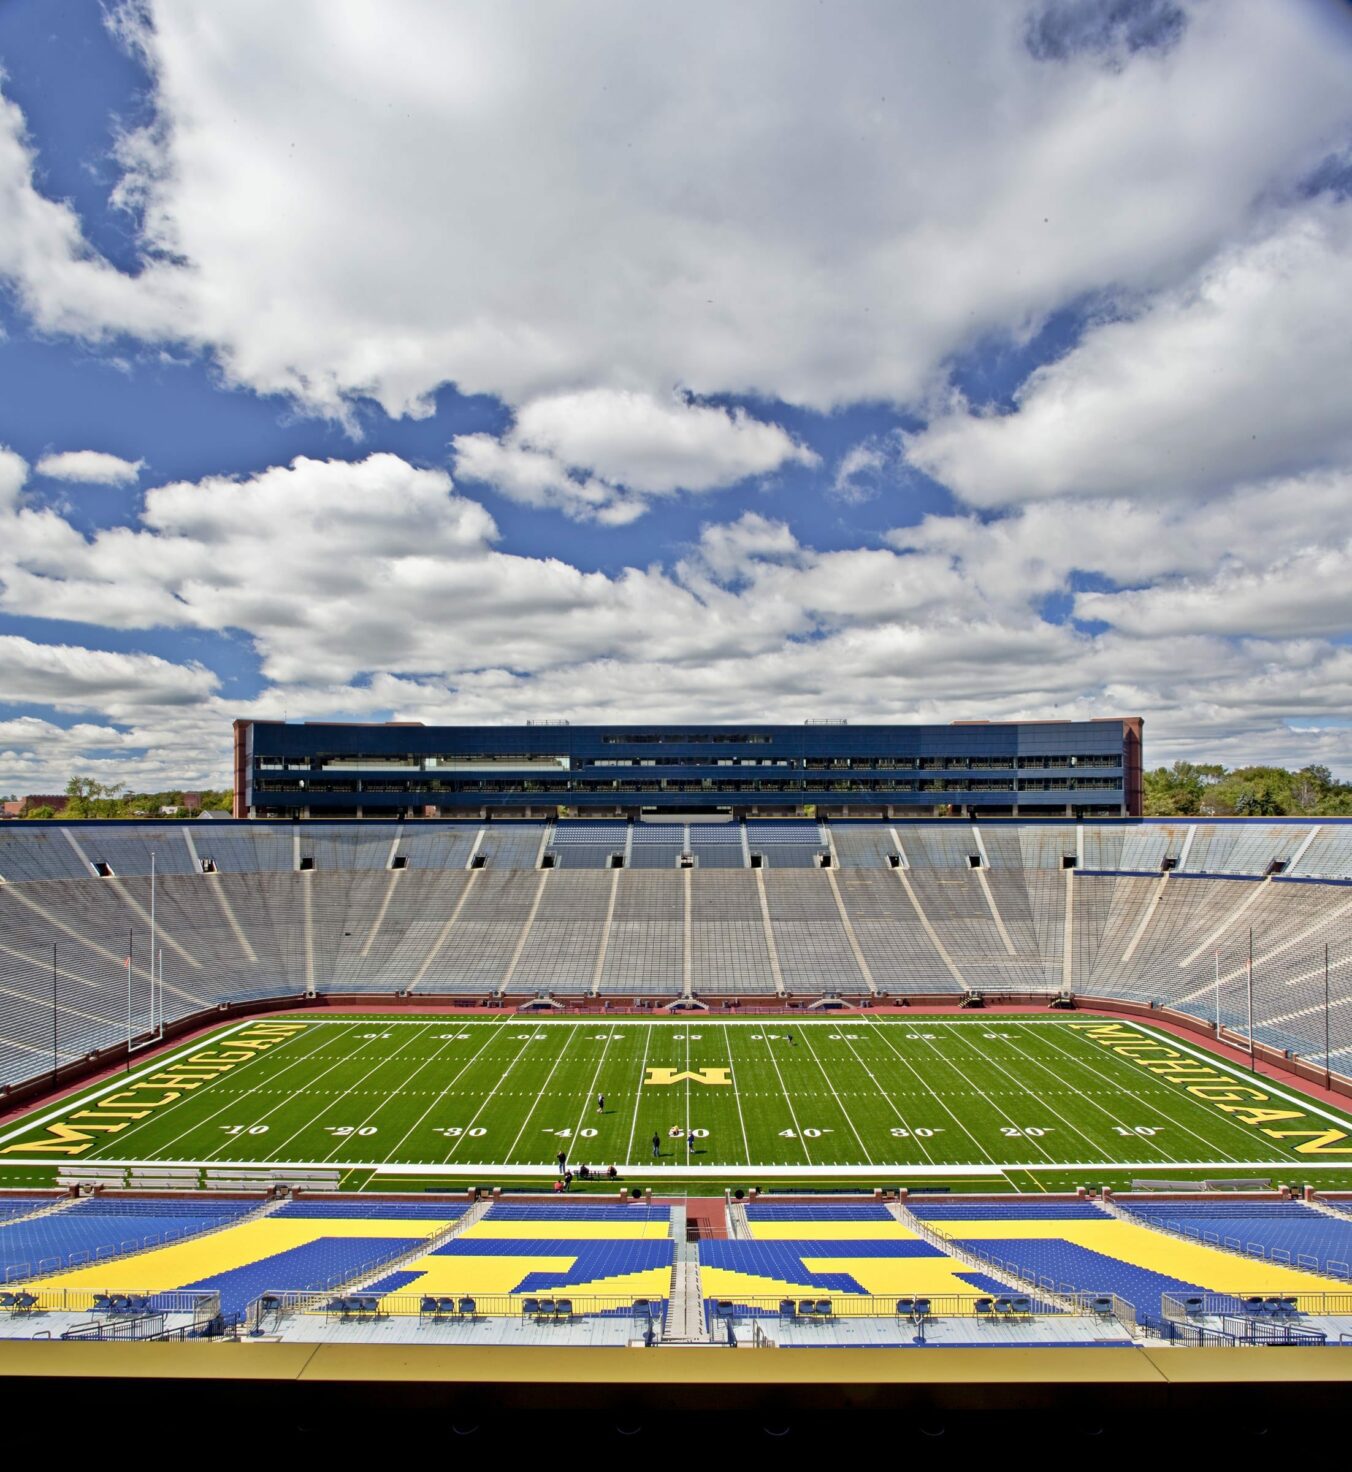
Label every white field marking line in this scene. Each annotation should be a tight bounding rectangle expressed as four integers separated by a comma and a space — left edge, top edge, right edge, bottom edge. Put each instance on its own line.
8, 1153, 1347, 1177
932, 1023, 1108, 1165
1029, 1021, 1248, 1165
684, 1023, 691, 1155
1082, 1019, 1352, 1143
314, 1022, 477, 1164
754, 1025, 812, 1166
203, 1024, 402, 1164
565, 1022, 619, 1167
502, 1022, 582, 1162
899, 1024, 1063, 1165
133, 1024, 356, 1163
793, 1024, 874, 1165
721, 1024, 753, 1167
976, 1022, 1196, 1167
623, 1023, 655, 1167
377, 1017, 509, 1163
0, 1019, 317, 1154
440, 1025, 549, 1163
821, 1025, 936, 1167
863, 1018, 999, 1166
234, 1015, 1159, 1028
198, 1023, 395, 1164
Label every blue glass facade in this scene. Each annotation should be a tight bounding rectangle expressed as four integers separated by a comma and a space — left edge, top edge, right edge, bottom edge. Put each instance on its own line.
234, 718, 1142, 819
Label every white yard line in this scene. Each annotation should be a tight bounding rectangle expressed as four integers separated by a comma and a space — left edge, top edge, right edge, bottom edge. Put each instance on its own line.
253, 1027, 430, 1163
1028, 1022, 1247, 1165
929, 1024, 1105, 1164
980, 1023, 1198, 1166
377, 1018, 508, 1162
148, 1024, 362, 1161
623, 1023, 654, 1167
8, 1155, 1346, 1177
502, 1023, 581, 1161
314, 1023, 485, 1164
721, 1024, 753, 1167
566, 1025, 619, 1166
755, 1026, 812, 1166
863, 1018, 999, 1165
440, 1026, 552, 1163
794, 1024, 874, 1165
292, 1024, 437, 1164
824, 1025, 936, 1166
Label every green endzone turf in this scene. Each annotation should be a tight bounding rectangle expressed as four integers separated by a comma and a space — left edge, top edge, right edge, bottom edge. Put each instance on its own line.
3, 1015, 1352, 1192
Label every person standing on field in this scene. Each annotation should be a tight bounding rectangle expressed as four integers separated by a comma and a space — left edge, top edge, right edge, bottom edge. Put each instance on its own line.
597, 1092, 605, 1113
651, 1131, 661, 1159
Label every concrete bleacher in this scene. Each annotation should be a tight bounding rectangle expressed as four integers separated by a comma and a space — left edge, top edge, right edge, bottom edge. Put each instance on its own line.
5, 819, 1352, 1087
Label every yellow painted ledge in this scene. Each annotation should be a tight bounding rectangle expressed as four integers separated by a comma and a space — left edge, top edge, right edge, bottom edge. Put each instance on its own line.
1, 1341, 1349, 1395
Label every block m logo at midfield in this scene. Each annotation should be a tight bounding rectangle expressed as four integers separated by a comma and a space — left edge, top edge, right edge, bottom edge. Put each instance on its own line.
643, 1067, 731, 1087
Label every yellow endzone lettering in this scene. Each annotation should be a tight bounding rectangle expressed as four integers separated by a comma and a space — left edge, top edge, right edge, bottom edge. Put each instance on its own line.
1263, 1128, 1352, 1155
0, 1123, 101, 1156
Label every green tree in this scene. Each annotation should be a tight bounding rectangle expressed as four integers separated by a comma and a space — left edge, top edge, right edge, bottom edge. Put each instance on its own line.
64, 777, 128, 820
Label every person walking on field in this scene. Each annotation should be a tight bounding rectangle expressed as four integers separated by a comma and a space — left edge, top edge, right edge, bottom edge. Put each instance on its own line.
651, 1131, 662, 1159
597, 1092, 605, 1113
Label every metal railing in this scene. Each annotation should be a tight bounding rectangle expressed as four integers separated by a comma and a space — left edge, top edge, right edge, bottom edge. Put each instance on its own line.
248, 1289, 666, 1331
1162, 1288, 1352, 1319
705, 1291, 1127, 1324
1119, 1211, 1350, 1282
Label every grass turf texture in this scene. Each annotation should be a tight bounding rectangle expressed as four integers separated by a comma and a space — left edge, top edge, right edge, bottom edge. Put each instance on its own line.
4, 1016, 1352, 1189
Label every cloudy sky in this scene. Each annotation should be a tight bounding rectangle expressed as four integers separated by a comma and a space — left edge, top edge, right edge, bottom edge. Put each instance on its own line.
1, 0, 1351, 795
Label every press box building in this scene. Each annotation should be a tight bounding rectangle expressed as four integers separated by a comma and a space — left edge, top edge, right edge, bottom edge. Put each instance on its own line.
232, 718, 1143, 821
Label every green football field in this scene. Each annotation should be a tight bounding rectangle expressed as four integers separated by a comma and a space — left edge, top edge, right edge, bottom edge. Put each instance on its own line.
4, 1014, 1352, 1189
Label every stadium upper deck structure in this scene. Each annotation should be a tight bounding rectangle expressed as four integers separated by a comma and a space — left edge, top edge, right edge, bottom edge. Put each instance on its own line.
0, 813, 1349, 1096
232, 717, 1144, 819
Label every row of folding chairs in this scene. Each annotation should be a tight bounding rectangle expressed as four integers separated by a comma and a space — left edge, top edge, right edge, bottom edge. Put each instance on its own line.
93, 1293, 152, 1315
780, 1299, 834, 1320
326, 1294, 384, 1318
420, 1296, 478, 1320
522, 1297, 575, 1320
0, 1291, 38, 1313
974, 1296, 1034, 1318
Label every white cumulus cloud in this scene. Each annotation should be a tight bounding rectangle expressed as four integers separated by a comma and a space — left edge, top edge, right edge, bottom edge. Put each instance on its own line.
454, 390, 816, 521
905, 201, 1352, 506
36, 450, 145, 486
